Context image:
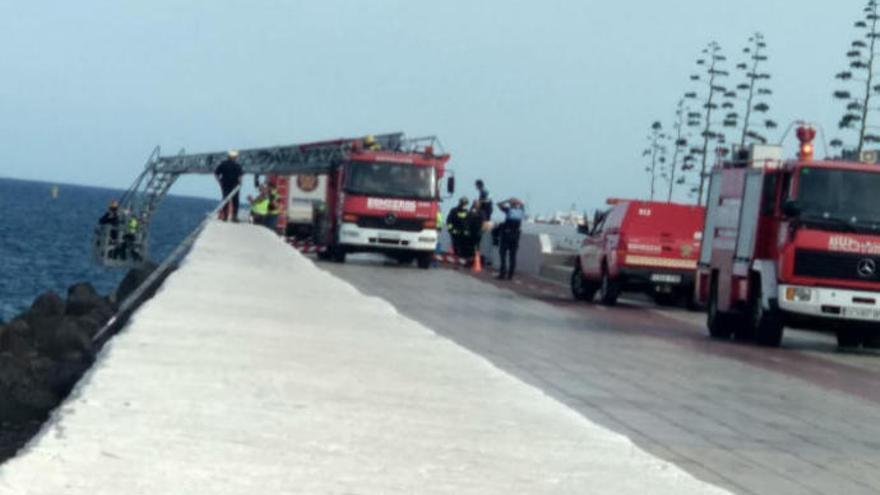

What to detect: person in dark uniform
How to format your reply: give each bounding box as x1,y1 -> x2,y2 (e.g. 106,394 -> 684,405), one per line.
497,198 -> 525,280
446,197 -> 471,258
98,200 -> 121,258
467,199 -> 484,259
214,150 -> 244,221
475,179 -> 493,222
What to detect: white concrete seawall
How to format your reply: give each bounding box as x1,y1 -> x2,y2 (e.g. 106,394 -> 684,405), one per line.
0,221 -> 728,494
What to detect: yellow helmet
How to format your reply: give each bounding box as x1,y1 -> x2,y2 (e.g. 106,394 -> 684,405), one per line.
364,135 -> 376,145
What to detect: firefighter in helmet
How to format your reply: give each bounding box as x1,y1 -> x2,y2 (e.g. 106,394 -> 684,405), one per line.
446,196 -> 472,259
363,135 -> 381,151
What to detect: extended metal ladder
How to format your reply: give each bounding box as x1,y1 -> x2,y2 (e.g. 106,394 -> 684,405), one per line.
93,133 -> 405,267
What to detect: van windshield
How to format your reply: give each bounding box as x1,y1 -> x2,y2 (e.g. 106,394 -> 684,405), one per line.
344,161 -> 436,200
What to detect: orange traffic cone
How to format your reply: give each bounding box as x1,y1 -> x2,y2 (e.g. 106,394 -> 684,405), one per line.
472,250 -> 483,273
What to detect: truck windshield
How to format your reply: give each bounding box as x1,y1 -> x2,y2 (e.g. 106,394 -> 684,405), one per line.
344,161 -> 436,200
795,167 -> 880,228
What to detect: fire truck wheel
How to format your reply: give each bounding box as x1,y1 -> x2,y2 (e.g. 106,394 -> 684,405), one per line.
836,329 -> 863,349
396,254 -> 416,265
331,247 -> 347,263
707,278 -> 735,339
750,281 -> 784,347
598,268 -> 620,306
417,254 -> 432,269
570,265 -> 597,301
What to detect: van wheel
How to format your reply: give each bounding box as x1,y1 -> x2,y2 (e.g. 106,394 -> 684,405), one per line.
653,292 -> 676,306
598,267 -> 620,306
707,277 -> 736,339
570,265 -> 597,301
837,328 -> 863,348
749,279 -> 784,347
417,253 -> 433,269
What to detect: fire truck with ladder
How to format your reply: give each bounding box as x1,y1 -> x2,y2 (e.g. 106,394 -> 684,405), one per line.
93,132 -> 452,270
270,136 -> 452,268
696,124 -> 880,348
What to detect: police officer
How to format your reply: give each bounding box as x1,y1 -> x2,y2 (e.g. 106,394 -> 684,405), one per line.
497,198 -> 525,280
446,197 -> 471,258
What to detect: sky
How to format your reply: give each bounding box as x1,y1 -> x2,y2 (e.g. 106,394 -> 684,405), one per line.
0,1 -> 864,214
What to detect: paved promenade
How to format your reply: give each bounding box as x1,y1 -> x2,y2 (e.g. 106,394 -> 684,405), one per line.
327,260 -> 880,495
0,222 -> 727,494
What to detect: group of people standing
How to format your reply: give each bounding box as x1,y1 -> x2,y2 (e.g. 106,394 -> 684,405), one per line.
213,149 -> 281,231
446,179 -> 524,280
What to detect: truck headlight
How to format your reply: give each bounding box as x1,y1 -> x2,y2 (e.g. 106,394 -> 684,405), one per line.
785,287 -> 812,302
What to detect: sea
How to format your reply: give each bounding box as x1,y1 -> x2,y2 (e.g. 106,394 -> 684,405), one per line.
0,178 -> 215,322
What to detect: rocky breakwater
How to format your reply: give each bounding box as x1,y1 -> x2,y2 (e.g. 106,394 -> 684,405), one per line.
0,263 -> 157,462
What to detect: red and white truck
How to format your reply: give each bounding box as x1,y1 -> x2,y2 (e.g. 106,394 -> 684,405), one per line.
571,199 -> 705,306
696,125 -> 880,347
273,136 -> 452,268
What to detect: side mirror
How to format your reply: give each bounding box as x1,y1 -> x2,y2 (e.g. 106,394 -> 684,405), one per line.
782,200 -> 800,217
577,223 -> 590,235
447,176 -> 455,194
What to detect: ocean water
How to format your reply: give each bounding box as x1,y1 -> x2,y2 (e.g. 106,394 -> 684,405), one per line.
0,178 -> 215,322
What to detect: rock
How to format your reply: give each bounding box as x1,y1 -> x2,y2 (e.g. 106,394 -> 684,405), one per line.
0,354 -> 58,424
23,313 -> 63,355
115,262 -> 159,304
29,292 -> 65,317
46,354 -> 93,397
48,318 -> 93,360
66,283 -> 107,317
0,319 -> 37,358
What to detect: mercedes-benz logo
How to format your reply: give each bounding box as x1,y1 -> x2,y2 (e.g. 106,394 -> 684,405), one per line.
384,213 -> 397,226
857,258 -> 877,278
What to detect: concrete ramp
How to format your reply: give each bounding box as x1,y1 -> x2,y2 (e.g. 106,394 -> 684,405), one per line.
0,222 -> 729,494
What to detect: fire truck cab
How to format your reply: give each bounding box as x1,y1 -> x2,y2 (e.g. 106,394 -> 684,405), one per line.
697,125 -> 880,347
274,137 -> 451,268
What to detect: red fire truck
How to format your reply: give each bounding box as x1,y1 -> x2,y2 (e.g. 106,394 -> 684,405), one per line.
697,124 -> 880,347
273,136 -> 452,268
571,199 -> 704,306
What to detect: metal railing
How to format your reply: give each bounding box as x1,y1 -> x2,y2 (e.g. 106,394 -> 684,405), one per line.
91,185 -> 241,344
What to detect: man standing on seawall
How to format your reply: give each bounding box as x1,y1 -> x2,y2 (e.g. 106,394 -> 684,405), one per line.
215,150 -> 244,222
497,198 -> 524,280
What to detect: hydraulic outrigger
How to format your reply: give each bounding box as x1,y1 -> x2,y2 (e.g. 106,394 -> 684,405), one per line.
93,133 -> 405,267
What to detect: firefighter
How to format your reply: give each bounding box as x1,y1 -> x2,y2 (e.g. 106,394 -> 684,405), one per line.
468,199 -> 484,259
214,150 -> 243,221
248,184 -> 270,225
446,197 -> 471,258
98,200 -> 121,259
120,213 -> 142,262
475,179 -> 493,223
364,135 -> 381,151
264,179 -> 281,233
496,198 -> 524,280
